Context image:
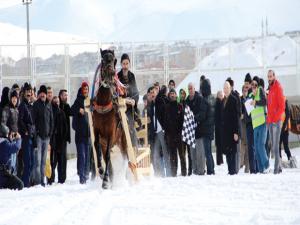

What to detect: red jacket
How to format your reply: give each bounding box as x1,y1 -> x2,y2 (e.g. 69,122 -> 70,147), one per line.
267,80 -> 285,124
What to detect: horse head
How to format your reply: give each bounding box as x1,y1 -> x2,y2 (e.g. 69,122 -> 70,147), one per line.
100,49 -> 117,85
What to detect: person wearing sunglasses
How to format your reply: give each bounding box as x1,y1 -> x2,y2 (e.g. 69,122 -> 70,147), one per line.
249,76 -> 270,173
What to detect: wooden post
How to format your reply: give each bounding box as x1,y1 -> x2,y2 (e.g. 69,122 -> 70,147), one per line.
84,98 -> 99,177
118,97 -> 138,181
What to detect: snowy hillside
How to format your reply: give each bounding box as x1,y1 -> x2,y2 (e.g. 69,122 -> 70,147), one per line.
0,22 -> 94,60
177,36 -> 299,95
0,148 -> 300,225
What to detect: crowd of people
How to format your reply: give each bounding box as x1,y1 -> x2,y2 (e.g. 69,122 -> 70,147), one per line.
0,52 -> 295,191
144,70 -> 293,177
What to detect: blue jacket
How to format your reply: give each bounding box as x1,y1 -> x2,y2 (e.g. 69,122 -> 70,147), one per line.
0,137 -> 22,170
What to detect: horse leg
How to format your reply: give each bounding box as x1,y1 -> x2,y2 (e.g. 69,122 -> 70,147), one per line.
102,138 -> 111,189
91,130 -> 103,180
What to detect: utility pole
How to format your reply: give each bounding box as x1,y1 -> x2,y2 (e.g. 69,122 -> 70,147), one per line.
23,0 -> 32,80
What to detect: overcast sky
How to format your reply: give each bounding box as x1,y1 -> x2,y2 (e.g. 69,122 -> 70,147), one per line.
0,0 -> 299,42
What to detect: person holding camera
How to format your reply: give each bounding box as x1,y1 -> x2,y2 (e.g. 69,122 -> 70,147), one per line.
0,125 -> 23,190
1,89 -> 19,176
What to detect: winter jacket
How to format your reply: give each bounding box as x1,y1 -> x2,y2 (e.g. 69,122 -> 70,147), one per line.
18,98 -> 35,137
50,104 -> 68,152
164,100 -> 184,148
186,91 -> 208,139
281,100 -> 290,133
71,88 -> 90,143
232,90 -> 242,118
267,79 -> 285,124
1,103 -> 19,133
0,137 -> 21,172
32,99 -> 54,139
201,79 -> 216,140
0,87 -> 10,120
215,98 -> 223,148
221,93 -> 240,154
117,70 -> 139,111
59,102 -> 72,143
154,93 -> 168,130
147,101 -> 156,144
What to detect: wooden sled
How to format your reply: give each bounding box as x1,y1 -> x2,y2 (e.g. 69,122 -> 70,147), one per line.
135,110 -> 151,177
84,97 -> 99,177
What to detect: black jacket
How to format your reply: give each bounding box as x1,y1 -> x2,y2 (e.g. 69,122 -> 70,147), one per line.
1,103 -> 19,133
221,94 -> 240,154
32,99 -> 54,139
18,98 -> 35,137
186,92 -> 208,139
71,88 -> 90,143
232,90 -> 242,117
51,104 -> 68,152
201,79 -> 216,140
154,93 -> 168,130
215,98 -> 223,148
164,100 -> 184,147
59,102 -> 72,143
117,70 -> 139,112
147,101 -> 155,144
282,100 -> 290,133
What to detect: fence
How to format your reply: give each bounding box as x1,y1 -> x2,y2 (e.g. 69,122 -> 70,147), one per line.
1,34 -> 300,104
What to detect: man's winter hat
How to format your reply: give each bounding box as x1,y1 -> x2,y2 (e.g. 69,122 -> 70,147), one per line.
169,88 -> 176,94
226,77 -> 234,87
121,53 -> 130,63
23,82 -> 32,91
12,83 -> 19,90
252,76 -> 260,85
0,124 -> 9,137
39,85 -> 47,95
81,81 -> 89,89
10,90 -> 18,99
244,73 -> 252,83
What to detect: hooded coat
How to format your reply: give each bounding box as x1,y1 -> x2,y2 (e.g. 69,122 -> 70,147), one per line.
200,79 -> 216,140
71,88 -> 90,143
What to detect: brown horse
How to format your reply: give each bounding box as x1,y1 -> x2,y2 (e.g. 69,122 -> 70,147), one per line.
92,49 -> 128,189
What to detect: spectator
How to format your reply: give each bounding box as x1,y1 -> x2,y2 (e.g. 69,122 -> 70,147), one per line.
226,77 -> 242,173
243,73 -> 257,174
164,88 -> 184,176
240,85 -> 250,173
215,90 -> 224,165
1,89 -> 19,175
32,85 -> 54,186
168,80 -> 175,90
0,87 -> 10,120
221,81 -> 240,175
200,79 -> 216,175
71,82 -> 90,184
179,88 -> 192,175
18,82 -> 35,187
186,83 -> 207,175
250,76 -> 269,173
279,99 -> 292,161
0,124 -> 23,190
46,86 -> 53,102
267,70 -> 285,174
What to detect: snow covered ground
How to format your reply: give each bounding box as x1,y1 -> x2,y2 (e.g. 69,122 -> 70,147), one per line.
1,148 -> 300,225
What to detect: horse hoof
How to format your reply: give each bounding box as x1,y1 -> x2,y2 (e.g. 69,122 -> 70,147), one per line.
102,181 -> 110,189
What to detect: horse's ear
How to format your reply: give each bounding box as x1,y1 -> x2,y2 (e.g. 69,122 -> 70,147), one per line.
100,48 -> 103,57
114,58 -> 117,67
